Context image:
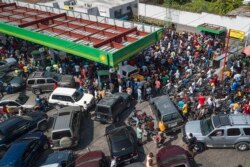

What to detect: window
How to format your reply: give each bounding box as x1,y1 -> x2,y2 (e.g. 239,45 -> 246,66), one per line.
52,130 -> 72,140
210,129 -> 224,137
47,78 -> 56,83
227,128 -> 241,136
162,113 -> 179,122
62,96 -> 74,103
37,79 -> 45,84
7,101 -> 19,106
52,95 -> 61,100
243,128 -> 250,135
27,79 -> 35,85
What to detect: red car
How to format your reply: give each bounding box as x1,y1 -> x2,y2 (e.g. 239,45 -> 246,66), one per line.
75,151 -> 109,167
157,145 -> 194,167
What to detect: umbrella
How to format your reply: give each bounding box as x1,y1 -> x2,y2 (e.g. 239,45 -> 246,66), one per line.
243,45 -> 250,56
31,50 -> 40,55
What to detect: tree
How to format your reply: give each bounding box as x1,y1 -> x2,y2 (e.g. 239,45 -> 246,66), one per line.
212,0 -> 242,15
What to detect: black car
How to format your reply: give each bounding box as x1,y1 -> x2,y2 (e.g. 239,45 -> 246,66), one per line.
0,111 -> 48,151
95,93 -> 131,123
0,72 -> 25,93
40,150 -> 75,167
105,122 -> 138,165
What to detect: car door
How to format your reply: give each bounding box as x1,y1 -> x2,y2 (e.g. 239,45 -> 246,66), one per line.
11,121 -> 30,140
46,78 -> 56,91
205,129 -> 226,147
23,140 -> 40,166
61,96 -> 75,106
225,128 -> 242,147
73,111 -> 81,143
36,79 -> 46,91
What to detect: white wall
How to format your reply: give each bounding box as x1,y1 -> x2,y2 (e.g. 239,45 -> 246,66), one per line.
139,3 -> 250,36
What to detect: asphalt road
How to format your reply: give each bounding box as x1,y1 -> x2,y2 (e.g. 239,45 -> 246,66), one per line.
2,91 -> 250,167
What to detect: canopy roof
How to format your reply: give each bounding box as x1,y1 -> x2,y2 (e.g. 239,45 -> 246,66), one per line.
0,2 -> 163,66
197,23 -> 227,35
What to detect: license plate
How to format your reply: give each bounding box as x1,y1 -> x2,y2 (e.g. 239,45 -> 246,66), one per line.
169,122 -> 177,127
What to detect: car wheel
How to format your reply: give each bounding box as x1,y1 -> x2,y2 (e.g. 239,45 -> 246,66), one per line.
38,121 -> 48,131
236,142 -> 249,151
193,142 -> 205,153
33,89 -> 41,95
60,137 -> 72,148
43,142 -> 49,150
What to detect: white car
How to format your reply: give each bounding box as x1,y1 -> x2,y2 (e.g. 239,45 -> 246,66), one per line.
0,94 -> 34,114
48,87 -> 95,109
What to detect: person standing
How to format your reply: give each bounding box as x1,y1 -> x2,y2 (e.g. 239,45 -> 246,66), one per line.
136,124 -> 143,145
146,152 -> 154,167
137,87 -> 142,103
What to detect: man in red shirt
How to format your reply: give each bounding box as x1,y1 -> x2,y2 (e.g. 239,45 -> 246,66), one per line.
242,102 -> 250,115
197,94 -> 206,109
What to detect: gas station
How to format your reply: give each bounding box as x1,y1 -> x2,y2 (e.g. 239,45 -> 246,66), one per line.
0,2 -> 164,67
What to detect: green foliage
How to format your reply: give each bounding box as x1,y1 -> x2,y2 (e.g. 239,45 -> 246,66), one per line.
164,0 -> 243,15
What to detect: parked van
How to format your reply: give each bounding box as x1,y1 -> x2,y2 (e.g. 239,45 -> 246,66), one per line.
95,93 -> 130,123
150,95 -> 184,132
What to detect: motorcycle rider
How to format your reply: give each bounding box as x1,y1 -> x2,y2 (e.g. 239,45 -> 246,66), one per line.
187,133 -> 197,156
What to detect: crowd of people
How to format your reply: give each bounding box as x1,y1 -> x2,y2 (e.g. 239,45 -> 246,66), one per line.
0,27 -> 250,166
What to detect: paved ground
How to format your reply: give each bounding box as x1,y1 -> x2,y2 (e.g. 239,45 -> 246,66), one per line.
2,92 -> 250,167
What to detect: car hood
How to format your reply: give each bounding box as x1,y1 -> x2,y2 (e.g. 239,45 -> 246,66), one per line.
60,75 -> 73,83
185,120 -> 203,137
10,76 -> 24,86
77,93 -> 93,104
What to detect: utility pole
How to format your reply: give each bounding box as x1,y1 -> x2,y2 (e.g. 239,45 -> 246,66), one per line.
166,0 -> 172,28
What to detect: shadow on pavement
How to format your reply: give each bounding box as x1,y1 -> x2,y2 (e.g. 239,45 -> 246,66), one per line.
74,113 -> 94,151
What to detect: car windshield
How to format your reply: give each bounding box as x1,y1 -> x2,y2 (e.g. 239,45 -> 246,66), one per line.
15,94 -> 29,105
162,113 -> 179,122
201,118 -> 215,136
96,106 -> 110,114
72,90 -> 83,102
161,154 -> 187,165
53,74 -> 62,82
112,139 -> 132,154
52,130 -> 72,140
0,60 -> 7,66
0,75 -> 13,83
128,69 -> 138,77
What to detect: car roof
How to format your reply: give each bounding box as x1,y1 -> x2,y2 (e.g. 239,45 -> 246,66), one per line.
52,87 -> 76,96
0,117 -> 23,134
213,114 -> 250,128
52,107 -> 79,131
75,151 -> 104,167
0,142 -> 29,165
43,150 -> 73,165
97,95 -> 120,107
157,145 -> 188,164
151,95 -> 179,115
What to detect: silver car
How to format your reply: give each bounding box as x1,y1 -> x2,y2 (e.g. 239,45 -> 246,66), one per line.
0,58 -> 17,72
183,114 -> 250,152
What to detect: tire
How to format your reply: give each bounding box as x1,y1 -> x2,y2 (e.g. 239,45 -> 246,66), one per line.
38,121 -> 48,131
60,137 -> 72,148
33,89 -> 41,95
236,142 -> 249,151
193,142 -> 205,153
